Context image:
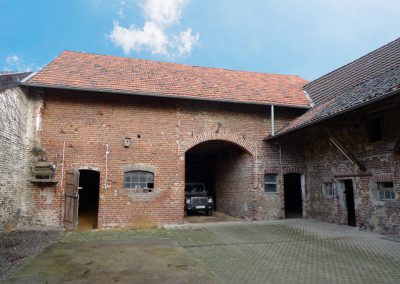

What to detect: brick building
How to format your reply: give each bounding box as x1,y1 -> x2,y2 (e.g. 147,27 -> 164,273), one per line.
0,38 -> 399,236
14,51 -> 309,230
268,38 -> 400,236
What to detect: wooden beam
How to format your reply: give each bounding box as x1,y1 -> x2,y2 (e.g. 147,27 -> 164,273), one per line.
322,127 -> 366,172
333,173 -> 372,178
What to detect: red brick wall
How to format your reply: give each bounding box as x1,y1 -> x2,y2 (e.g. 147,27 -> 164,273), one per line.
32,88 -> 304,227
215,152 -> 253,219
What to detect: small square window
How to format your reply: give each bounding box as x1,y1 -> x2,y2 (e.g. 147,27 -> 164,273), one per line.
322,182 -> 334,198
366,117 -> 383,142
376,182 -> 395,200
264,174 -> 277,192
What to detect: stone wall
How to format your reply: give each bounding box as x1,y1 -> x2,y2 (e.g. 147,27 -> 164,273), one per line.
302,98 -> 400,236
0,79 -> 40,230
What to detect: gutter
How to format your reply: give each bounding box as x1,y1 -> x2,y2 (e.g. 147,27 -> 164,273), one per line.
19,82 -> 311,109
265,88 -> 400,141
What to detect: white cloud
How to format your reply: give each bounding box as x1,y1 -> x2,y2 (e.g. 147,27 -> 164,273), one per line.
108,0 -> 199,58
118,0 -> 125,18
175,28 -> 199,57
4,55 -> 40,72
110,21 -> 168,55
142,0 -> 186,27
6,55 -> 21,66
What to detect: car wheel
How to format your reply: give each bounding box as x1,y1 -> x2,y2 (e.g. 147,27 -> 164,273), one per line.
207,210 -> 213,216
184,210 -> 187,217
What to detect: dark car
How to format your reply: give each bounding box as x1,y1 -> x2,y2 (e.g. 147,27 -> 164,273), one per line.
185,183 -> 214,216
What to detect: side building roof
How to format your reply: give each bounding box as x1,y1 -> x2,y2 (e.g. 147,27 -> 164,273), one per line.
268,37 -> 400,139
21,51 -> 310,108
0,72 -> 33,91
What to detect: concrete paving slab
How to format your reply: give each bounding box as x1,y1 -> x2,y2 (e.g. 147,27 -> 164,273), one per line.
4,219 -> 400,283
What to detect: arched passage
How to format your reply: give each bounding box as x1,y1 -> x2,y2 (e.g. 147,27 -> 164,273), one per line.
185,139 -> 253,218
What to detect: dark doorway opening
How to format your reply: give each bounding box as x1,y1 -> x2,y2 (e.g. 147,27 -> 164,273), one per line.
344,179 -> 356,227
78,170 -> 100,230
284,173 -> 303,218
185,140 -> 251,218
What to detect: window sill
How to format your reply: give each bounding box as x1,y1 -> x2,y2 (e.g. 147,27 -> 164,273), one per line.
123,187 -> 154,193
29,179 -> 58,186
122,188 -> 160,200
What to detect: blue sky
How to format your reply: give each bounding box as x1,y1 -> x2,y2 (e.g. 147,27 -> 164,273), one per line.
1,0 -> 399,80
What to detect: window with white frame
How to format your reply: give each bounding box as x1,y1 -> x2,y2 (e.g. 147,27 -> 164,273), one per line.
124,171 -> 154,190
264,174 -> 277,192
322,182 -> 334,198
376,182 -> 395,200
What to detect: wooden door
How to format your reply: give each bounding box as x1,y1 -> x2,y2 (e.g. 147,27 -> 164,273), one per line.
64,169 -> 80,230
336,181 -> 347,225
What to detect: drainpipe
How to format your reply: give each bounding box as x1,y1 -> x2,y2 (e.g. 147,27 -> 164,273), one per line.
60,140 -> 66,189
271,105 -> 275,136
105,144 -> 109,190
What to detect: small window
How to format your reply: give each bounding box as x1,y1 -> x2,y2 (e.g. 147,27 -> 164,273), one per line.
366,117 -> 383,142
322,182 -> 334,198
124,171 -> 154,189
376,182 -> 395,200
264,174 -> 277,192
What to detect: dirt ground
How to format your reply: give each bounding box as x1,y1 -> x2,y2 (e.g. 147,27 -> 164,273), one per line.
3,229 -> 214,284
0,228 -> 63,280
184,211 -> 242,223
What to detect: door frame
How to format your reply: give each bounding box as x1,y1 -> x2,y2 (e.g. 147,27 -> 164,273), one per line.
335,179 -> 356,226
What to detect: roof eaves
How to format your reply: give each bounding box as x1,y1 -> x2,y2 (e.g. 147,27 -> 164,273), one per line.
264,88 -> 400,141
20,82 -> 311,109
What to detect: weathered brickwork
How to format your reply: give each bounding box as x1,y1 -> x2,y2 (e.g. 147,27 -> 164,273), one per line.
301,98 -> 400,236
215,152 -> 253,219
29,88 -> 303,228
0,84 -> 40,230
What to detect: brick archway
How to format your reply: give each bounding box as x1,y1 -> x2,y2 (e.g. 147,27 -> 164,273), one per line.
180,131 -> 257,157
180,131 -> 258,189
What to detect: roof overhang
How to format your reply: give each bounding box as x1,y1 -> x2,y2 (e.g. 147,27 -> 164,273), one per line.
265,88 -> 400,141
20,82 -> 311,109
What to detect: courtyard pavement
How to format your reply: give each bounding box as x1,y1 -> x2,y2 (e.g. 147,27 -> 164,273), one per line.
3,219 -> 400,283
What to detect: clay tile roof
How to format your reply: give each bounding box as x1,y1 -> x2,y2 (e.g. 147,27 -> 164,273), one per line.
22,51 -> 310,107
269,37 -> 400,139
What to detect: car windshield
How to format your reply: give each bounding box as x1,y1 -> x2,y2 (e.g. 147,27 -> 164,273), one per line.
185,184 -> 207,196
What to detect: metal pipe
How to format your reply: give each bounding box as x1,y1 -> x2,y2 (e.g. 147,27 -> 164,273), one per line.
60,140 -> 66,189
271,105 -> 275,136
105,144 -> 109,190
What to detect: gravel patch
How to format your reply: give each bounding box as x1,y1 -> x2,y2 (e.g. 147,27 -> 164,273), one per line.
0,228 -> 64,280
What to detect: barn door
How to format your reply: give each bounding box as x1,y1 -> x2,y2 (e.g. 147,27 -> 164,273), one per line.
64,169 -> 80,230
